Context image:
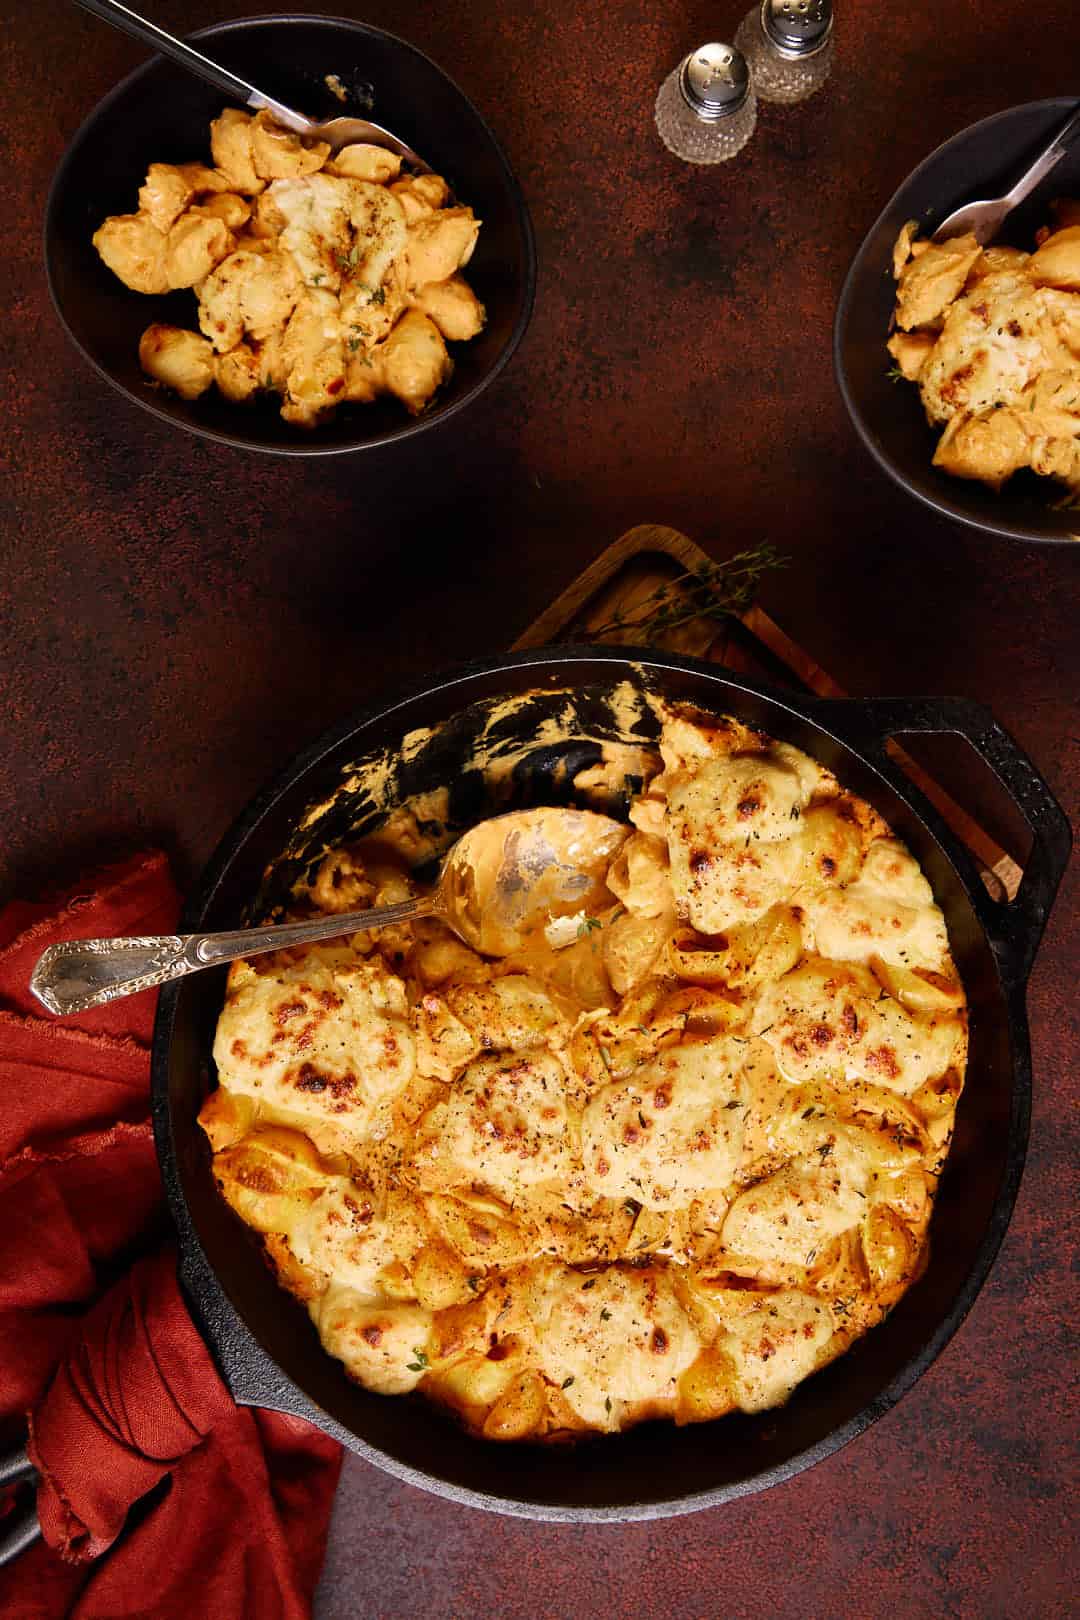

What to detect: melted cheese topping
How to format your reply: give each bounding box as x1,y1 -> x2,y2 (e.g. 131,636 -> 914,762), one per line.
202,702 -> 968,1441
751,956 -> 961,1096
717,1289 -> 835,1412
527,1264 -> 700,1430
581,1039 -> 748,1210
418,1051 -> 574,1198
212,946 -> 415,1153
804,838 -> 947,968
723,1161 -> 869,1265
666,748 -> 821,932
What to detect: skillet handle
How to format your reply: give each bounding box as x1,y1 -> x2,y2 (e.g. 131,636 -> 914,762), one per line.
819,697 -> 1071,988
0,1446 -> 42,1567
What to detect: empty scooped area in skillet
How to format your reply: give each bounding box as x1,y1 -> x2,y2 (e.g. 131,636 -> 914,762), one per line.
153,652 -> 1021,1518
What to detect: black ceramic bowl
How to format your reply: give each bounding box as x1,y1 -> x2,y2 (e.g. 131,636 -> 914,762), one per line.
152,648 -> 1069,1521
45,14 -> 536,456
835,99 -> 1080,544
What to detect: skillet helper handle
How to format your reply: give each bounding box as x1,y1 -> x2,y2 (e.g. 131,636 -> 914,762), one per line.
0,1446 -> 41,1566
823,697 -> 1071,988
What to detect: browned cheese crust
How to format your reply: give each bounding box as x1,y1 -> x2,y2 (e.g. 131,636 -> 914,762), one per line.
200,704 -> 968,1441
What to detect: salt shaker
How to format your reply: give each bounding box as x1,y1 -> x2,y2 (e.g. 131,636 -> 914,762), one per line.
734,0 -> 834,105
654,43 -> 757,165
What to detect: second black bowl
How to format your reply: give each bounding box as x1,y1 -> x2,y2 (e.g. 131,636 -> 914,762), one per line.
45,13 -> 536,456
834,99 -> 1080,544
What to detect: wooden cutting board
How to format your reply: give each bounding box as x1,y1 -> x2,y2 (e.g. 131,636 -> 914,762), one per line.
513,523 -> 1022,900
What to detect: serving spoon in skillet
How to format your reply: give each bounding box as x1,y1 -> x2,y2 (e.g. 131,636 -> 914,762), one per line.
30,808 -> 628,1017
71,0 -> 435,172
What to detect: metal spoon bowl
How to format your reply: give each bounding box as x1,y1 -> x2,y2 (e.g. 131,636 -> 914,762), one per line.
30,808 -> 628,1017
73,0 -> 434,172
933,99 -> 1080,243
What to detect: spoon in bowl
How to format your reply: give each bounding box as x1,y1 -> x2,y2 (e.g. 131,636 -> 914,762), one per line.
71,0 -> 435,172
933,101 -> 1080,244
29,808 -> 629,1017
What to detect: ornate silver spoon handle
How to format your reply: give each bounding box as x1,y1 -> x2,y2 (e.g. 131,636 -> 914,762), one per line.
29,898 -> 434,1018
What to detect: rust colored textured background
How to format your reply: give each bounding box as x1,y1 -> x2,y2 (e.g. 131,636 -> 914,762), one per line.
2,1 -> 1078,1616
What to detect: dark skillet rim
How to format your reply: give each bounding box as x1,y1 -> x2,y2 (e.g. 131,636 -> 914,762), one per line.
43,12 -> 537,459
833,97 -> 1080,547
152,646 -> 1033,1520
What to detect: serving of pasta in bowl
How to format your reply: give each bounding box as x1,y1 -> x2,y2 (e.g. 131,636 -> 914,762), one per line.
151,648 -> 1068,1519
835,99 -> 1080,542
45,16 -> 535,454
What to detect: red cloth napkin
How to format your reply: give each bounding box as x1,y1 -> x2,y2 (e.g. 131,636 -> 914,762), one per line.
0,852 -> 342,1619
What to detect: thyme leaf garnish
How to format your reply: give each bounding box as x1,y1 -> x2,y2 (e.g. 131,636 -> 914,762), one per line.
586,545 -> 787,648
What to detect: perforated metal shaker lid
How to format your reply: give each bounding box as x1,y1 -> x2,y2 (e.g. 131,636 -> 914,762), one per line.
760,0 -> 833,58
679,44 -> 751,121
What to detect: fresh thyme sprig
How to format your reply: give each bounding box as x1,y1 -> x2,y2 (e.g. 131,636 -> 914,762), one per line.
586,543 -> 787,647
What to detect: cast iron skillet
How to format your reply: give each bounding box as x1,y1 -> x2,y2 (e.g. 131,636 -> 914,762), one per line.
44,14 -> 536,457
142,648 -> 1069,1522
835,99 -> 1080,544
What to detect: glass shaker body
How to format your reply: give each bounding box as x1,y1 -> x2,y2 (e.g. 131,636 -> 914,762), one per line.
654,44 -> 757,165
734,2 -> 833,104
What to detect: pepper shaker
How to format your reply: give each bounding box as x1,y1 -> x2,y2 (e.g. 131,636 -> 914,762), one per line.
734,0 -> 834,105
654,43 -> 757,165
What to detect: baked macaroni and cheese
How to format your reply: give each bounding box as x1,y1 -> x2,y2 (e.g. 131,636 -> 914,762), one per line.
889,200 -> 1080,499
92,108 -> 483,425
200,702 -> 967,1442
